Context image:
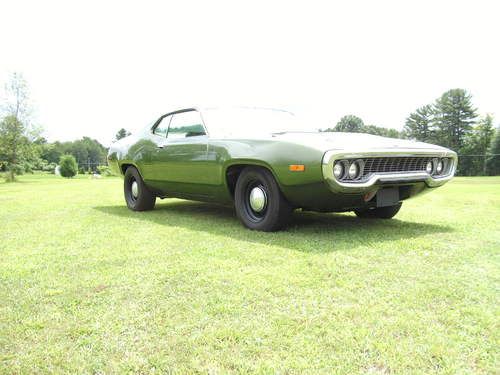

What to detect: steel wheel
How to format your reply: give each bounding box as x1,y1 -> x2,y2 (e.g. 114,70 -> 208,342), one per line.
124,166 -> 156,211
234,167 -> 292,231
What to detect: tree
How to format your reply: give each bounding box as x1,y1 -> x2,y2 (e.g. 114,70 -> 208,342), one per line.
59,154 -> 78,177
362,124 -> 402,138
474,114 -> 495,155
81,137 -> 106,167
38,142 -> 63,165
68,140 -> 88,167
69,137 -> 106,171
0,116 -> 30,181
2,72 -> 31,121
115,128 -> 131,140
433,89 -> 477,151
457,114 -> 495,175
323,115 -> 401,138
1,72 -> 42,140
0,73 -> 42,180
485,128 -> 500,175
334,115 -> 364,132
404,104 -> 434,142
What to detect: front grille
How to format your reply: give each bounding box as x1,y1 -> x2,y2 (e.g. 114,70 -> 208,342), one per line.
361,156 -> 431,178
334,156 -> 452,182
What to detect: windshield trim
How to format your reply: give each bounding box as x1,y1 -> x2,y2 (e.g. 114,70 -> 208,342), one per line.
200,107 -> 306,138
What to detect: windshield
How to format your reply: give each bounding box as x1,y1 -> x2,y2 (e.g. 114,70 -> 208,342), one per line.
202,107 -> 311,137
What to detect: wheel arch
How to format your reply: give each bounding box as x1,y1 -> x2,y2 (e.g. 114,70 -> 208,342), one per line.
120,162 -> 144,179
224,161 -> 282,197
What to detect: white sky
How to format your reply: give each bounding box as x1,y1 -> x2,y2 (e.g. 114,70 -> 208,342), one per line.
0,0 -> 498,146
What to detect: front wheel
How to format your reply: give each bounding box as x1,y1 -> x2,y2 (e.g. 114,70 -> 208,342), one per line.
234,167 -> 292,231
354,203 -> 402,219
124,166 -> 156,211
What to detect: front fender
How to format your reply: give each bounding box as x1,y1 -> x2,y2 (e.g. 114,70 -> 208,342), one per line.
210,139 -> 325,187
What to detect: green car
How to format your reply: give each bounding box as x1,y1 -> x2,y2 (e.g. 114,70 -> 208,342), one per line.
107,107 -> 457,231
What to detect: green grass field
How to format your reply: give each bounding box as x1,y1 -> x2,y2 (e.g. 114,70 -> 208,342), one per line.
0,174 -> 499,374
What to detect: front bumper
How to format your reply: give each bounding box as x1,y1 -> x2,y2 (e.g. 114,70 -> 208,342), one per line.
322,148 -> 458,193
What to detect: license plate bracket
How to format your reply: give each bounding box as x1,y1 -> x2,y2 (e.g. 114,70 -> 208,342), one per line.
376,188 -> 400,207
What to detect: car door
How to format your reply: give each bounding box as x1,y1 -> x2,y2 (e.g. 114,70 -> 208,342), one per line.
140,113 -> 173,186
153,109 -> 211,197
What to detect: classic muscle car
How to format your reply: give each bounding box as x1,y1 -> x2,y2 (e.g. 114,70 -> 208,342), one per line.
107,107 -> 457,231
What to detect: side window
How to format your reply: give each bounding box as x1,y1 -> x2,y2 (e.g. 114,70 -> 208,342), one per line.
168,111 -> 206,139
153,115 -> 172,137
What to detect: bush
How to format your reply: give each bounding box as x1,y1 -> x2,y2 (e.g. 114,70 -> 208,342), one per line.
32,159 -> 56,173
59,154 -> 78,178
24,162 -> 34,174
43,162 -> 57,173
97,165 -> 114,177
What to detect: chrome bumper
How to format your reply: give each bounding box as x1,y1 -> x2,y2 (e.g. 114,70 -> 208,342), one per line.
322,148 -> 458,193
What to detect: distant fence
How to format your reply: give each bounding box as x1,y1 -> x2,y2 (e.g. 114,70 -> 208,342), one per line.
77,162 -> 104,173
456,154 -> 499,176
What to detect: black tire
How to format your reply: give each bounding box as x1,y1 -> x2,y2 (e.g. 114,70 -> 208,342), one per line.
354,203 -> 402,219
124,166 -> 156,211
234,167 -> 292,231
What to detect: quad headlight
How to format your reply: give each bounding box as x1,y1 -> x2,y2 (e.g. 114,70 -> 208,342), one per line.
333,162 -> 344,179
426,161 -> 433,174
348,162 -> 359,179
333,160 -> 363,180
436,159 -> 444,174
426,158 -> 448,176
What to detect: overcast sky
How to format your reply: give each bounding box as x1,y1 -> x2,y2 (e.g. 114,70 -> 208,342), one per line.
0,0 -> 498,145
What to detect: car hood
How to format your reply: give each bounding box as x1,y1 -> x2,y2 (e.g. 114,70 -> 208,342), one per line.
272,132 -> 450,153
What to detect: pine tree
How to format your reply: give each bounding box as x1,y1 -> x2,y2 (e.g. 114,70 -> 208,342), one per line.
433,89 -> 477,151
474,114 -> 495,154
485,128 -> 500,175
404,104 -> 434,142
115,128 -> 131,141
459,114 -> 496,175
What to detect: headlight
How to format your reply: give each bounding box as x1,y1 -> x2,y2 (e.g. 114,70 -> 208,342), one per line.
426,161 -> 433,174
333,162 -> 344,179
436,159 -> 444,174
348,162 -> 359,179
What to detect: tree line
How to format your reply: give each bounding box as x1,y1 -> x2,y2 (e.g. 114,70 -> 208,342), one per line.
323,88 -> 499,176
33,137 -> 108,173
0,73 -> 130,180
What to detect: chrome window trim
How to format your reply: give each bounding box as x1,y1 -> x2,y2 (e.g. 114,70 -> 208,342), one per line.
151,107 -> 210,138
152,114 -> 173,137
167,110 -> 208,139
322,148 -> 458,193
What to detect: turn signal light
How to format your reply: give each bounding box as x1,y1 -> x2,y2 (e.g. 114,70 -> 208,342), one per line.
363,191 -> 377,202
289,164 -> 305,172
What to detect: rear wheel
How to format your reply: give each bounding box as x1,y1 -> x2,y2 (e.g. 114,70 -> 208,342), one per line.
124,166 -> 156,211
234,167 -> 292,231
354,203 -> 402,219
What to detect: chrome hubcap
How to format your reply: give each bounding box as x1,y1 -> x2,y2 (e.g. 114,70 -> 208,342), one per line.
131,180 -> 139,198
249,186 -> 267,212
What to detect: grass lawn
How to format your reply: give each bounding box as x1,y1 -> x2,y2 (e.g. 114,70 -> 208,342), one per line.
0,173 -> 499,374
